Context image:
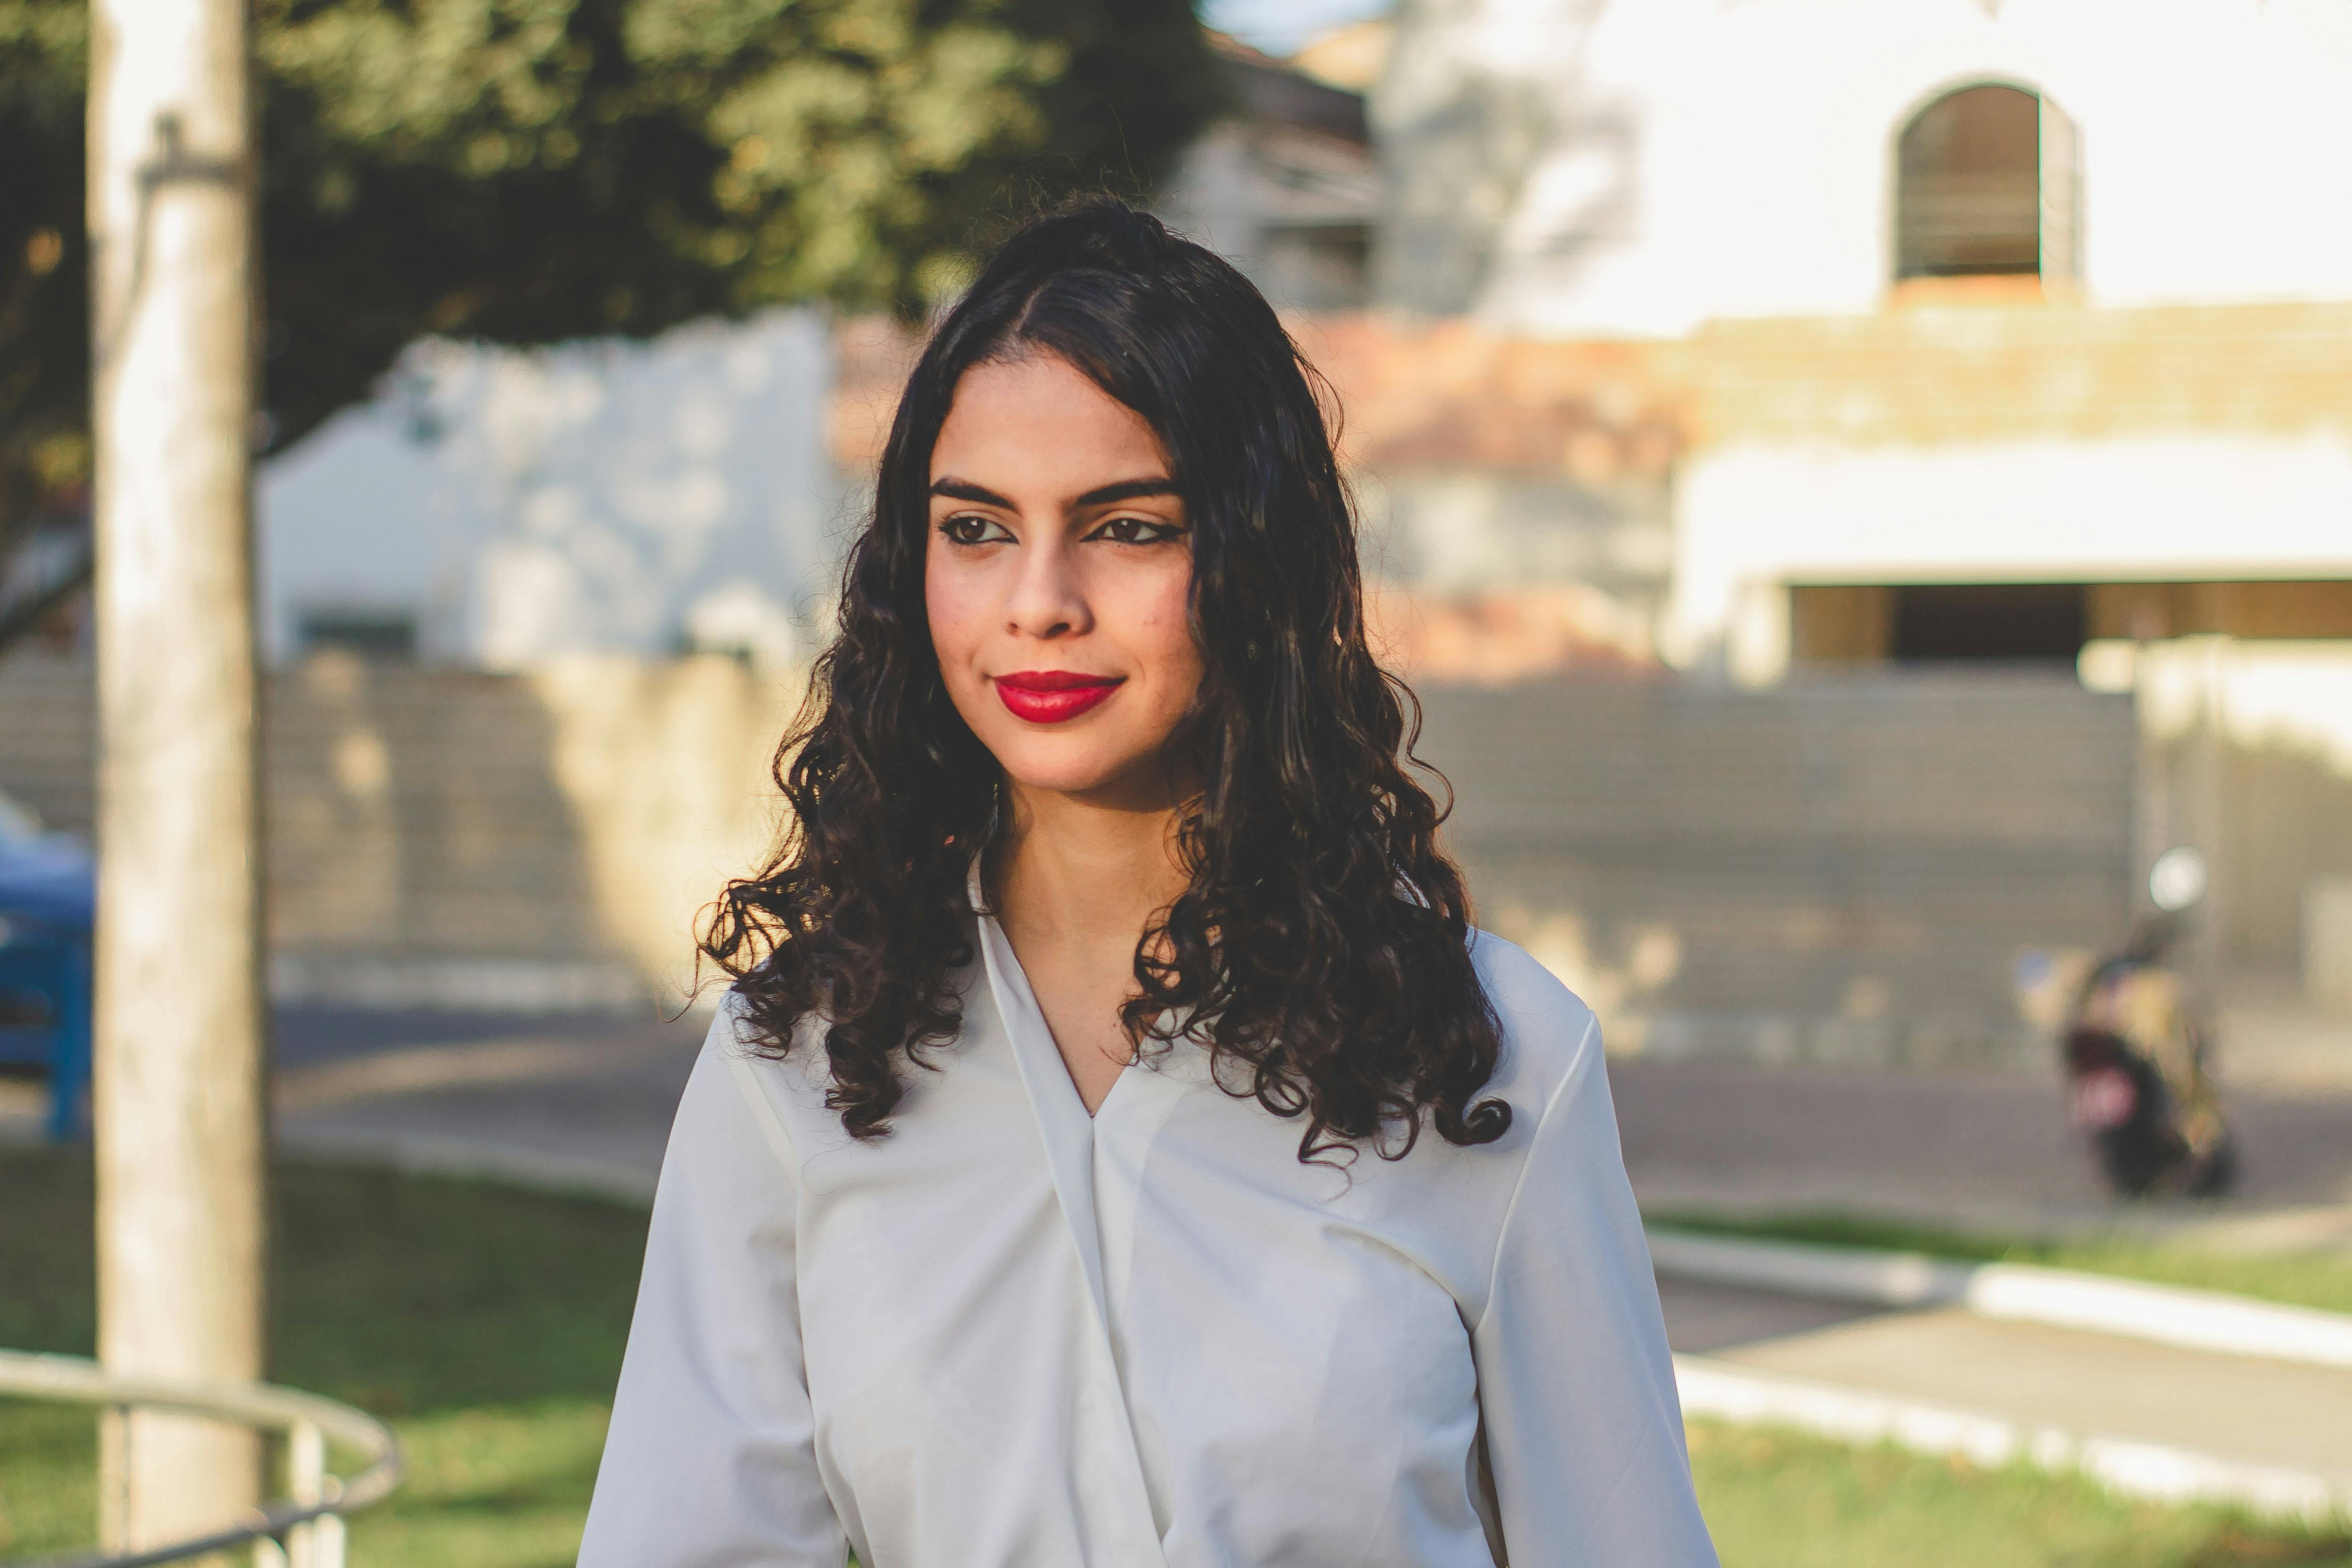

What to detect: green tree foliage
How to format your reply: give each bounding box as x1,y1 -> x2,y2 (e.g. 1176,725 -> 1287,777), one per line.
0,0 -> 91,617
0,0 -> 1221,642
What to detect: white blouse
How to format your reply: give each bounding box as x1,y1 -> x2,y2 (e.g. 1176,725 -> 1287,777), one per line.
579,908 -> 1717,1568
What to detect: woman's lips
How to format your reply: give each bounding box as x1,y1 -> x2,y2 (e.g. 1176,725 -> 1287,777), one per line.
993,670 -> 1124,723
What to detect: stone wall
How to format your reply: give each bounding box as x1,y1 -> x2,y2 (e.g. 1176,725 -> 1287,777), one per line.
2,652 -> 2140,1062
1689,300 -> 2352,449
1413,667 -> 2138,1068
0,650 -> 798,1010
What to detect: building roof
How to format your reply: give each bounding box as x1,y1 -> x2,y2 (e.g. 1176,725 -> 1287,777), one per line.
1205,30 -> 1367,146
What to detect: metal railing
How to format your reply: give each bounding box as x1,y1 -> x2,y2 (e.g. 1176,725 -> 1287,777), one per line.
0,1350 -> 401,1568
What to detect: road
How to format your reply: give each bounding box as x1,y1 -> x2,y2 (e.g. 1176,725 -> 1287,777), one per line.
248,1003 -> 2352,1346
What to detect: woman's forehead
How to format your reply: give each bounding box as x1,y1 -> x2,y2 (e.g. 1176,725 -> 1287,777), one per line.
931,355 -> 1174,501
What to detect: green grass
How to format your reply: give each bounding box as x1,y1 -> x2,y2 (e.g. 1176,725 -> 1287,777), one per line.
1646,1209 -> 2352,1317
3,1142 -> 2348,1565
0,1145 -> 642,1566
1690,1420 -> 2352,1568
0,1398 -> 94,1558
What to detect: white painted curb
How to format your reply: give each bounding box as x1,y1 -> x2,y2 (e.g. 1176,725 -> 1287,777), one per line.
1649,1229 -> 2352,1370
1674,1354 -> 2352,1524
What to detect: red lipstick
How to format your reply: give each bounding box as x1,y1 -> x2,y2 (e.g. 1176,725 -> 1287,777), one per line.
994,669 -> 1124,723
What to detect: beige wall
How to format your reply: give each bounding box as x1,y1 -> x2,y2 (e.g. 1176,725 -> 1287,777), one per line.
4,650 -> 2236,1060
0,650 -> 800,1009
1714,630 -> 2352,1000
1412,668 -> 2137,1067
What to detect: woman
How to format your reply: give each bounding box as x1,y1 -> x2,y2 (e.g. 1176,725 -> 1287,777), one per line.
580,199 -> 1716,1568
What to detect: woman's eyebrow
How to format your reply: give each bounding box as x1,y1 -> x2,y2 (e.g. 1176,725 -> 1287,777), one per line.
1072,477 -> 1179,507
929,475 -> 1178,508
930,476 -> 1016,507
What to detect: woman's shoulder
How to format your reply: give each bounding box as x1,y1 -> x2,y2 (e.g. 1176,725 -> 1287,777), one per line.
1466,928 -> 1603,1112
701,958 -> 990,1153
693,988 -> 840,1140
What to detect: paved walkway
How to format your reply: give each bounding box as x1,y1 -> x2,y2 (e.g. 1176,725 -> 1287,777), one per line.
8,1006 -> 2351,1511
1713,1306 -> 2352,1488
268,1007 -> 699,1203
1613,1055 -> 2352,1253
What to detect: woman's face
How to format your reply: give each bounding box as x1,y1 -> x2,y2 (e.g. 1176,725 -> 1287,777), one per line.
926,352 -> 1201,808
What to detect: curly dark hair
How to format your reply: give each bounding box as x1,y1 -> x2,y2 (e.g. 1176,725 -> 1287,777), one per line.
699,197 -> 1510,1163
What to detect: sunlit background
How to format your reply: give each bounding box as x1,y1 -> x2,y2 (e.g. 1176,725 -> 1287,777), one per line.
3,2 -> 2351,1564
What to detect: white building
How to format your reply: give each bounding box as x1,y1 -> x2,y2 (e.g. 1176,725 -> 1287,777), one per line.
259,310 -> 836,671
1372,0 -> 2352,1007
1382,0 -> 2352,333
1372,0 -> 2352,664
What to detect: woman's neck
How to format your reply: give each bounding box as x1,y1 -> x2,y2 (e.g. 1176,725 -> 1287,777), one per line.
988,780 -> 1188,949
986,778 -> 1192,1108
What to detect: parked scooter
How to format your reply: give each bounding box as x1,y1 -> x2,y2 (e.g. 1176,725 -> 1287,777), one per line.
2060,846 -> 2238,1199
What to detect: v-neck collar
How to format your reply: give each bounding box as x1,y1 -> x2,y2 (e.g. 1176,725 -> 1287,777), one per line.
975,899 -> 1116,1320
971,873 -> 1176,1562
966,854 -> 1138,1112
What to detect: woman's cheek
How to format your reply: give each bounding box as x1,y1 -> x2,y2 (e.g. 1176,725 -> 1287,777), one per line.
1142,573 -> 1204,714
924,551 -> 985,686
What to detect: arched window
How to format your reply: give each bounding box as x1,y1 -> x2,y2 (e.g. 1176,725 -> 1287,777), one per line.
1895,83 -> 2078,282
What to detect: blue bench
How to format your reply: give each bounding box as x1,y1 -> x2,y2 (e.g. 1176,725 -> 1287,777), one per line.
0,833 -> 97,1140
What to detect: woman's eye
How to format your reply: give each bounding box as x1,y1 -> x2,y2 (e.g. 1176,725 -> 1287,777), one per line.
1092,516 -> 1182,545
939,514 -> 1010,546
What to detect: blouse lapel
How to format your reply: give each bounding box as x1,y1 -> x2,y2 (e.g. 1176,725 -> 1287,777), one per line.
975,905 -> 1116,1326
971,872 -> 1174,1564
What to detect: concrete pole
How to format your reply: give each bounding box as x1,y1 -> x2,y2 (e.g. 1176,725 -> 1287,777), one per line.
87,0 -> 268,1550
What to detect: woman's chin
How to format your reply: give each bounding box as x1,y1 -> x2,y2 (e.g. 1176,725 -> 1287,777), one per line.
994,744 -> 1185,810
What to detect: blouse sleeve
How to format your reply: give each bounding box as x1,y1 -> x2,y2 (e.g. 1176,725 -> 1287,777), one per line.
1473,1013 -> 1720,1567
578,1008 -> 848,1568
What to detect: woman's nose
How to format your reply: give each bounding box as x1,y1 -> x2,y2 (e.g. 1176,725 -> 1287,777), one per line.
1003,537 -> 1091,640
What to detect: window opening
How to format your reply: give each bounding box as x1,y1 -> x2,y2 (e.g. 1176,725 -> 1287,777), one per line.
1896,84 -> 2078,282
